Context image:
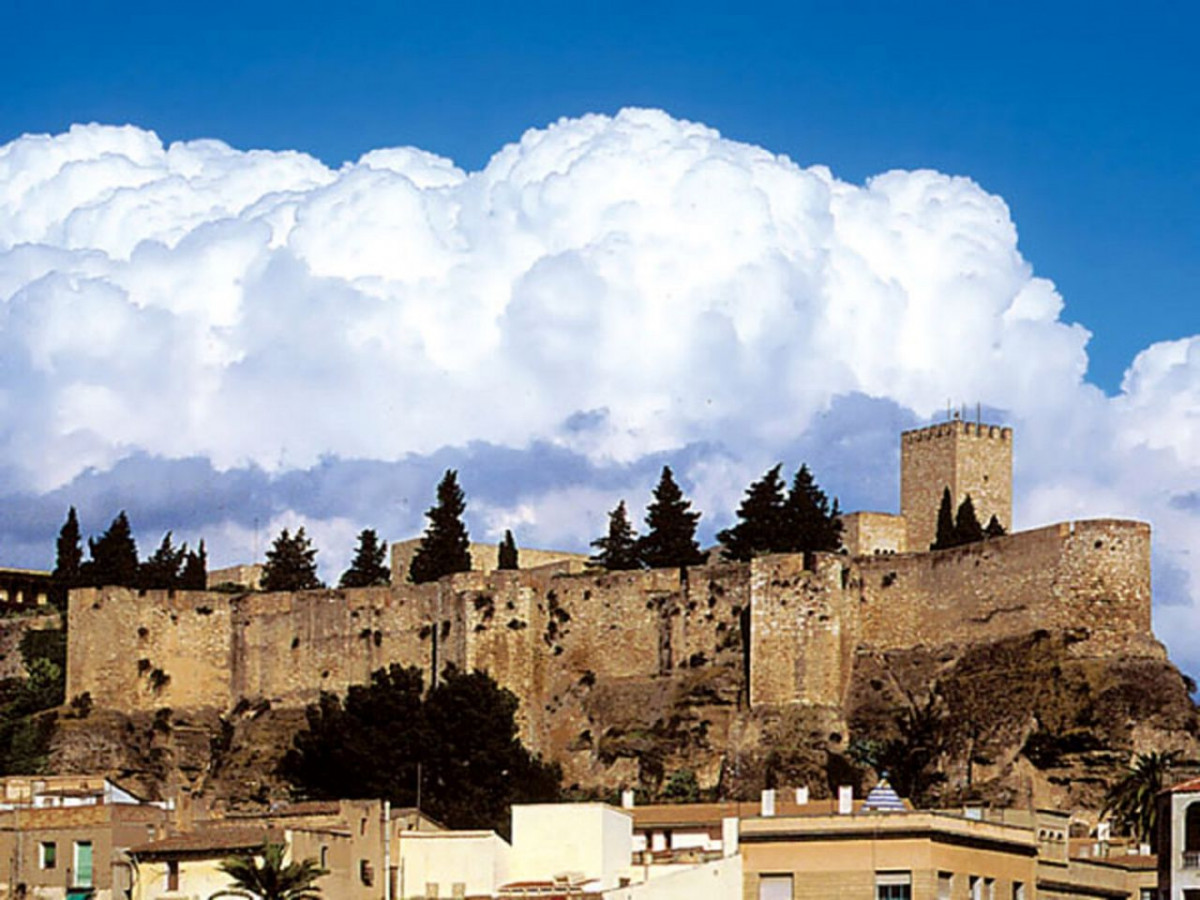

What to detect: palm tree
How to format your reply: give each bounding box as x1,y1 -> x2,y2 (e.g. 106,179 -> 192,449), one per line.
1102,750 -> 1180,846
219,842 -> 327,900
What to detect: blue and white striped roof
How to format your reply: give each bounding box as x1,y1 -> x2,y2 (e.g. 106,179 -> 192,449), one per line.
861,778 -> 907,812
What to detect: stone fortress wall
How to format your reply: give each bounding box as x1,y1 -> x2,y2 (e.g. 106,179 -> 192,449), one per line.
64,420 -> 1161,754
66,531 -> 1156,748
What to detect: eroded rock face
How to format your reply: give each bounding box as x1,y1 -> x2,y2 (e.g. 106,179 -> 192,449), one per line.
49,625 -> 1197,816
844,631 -> 1199,811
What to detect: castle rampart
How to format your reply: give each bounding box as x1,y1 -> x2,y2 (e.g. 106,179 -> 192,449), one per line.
855,518 -> 1155,657
66,516 -> 1159,759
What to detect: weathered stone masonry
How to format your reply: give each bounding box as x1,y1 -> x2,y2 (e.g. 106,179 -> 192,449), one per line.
66,517 -> 1158,757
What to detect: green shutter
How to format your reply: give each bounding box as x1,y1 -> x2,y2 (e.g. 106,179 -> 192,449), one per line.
73,841 -> 93,887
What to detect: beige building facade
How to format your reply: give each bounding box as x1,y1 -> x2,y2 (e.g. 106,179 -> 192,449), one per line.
0,776 -> 169,900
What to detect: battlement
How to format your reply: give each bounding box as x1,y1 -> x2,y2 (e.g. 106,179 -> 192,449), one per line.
902,421 -> 1013,443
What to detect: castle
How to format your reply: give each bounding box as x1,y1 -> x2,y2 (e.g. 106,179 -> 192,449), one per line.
65,420 -> 1162,766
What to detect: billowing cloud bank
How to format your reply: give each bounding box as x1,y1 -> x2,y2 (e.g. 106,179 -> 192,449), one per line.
1,110 -> 1197,668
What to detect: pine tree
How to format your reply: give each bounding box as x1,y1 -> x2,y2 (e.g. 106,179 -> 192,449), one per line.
339,529 -> 391,588
52,506 -> 83,606
954,495 -> 984,544
932,487 -> 957,550
409,470 -> 472,584
262,528 -> 322,592
497,530 -> 519,571
637,467 -> 706,569
717,464 -> 788,561
83,511 -> 140,587
589,501 -> 641,571
984,514 -> 1007,538
180,540 -> 207,589
140,532 -> 186,589
781,464 -> 843,553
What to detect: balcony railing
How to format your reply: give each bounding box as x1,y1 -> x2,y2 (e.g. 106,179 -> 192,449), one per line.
1182,850 -> 1200,868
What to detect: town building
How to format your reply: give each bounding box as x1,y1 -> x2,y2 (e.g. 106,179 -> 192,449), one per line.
0,775 -> 170,900
1156,775 -> 1200,899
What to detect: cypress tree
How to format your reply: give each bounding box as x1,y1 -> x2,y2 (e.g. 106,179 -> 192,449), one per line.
589,501 -> 641,571
932,487 -> 957,550
497,530 -> 519,571
139,532 -> 186,589
52,506 -> 83,605
409,470 -> 472,584
954,494 -> 984,545
180,540 -> 207,589
984,514 -> 1006,538
84,511 -> 140,587
262,528 -> 322,592
718,464 -> 788,561
782,464 -> 843,553
339,529 -> 391,588
637,467 -> 706,569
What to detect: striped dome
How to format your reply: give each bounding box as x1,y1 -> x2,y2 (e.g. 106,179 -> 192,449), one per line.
862,778 -> 906,812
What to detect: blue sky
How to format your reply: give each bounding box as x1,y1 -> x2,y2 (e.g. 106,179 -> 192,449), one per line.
5,1 -> 1195,392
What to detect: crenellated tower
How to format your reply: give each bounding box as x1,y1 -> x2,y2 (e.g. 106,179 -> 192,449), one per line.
900,418 -> 1013,552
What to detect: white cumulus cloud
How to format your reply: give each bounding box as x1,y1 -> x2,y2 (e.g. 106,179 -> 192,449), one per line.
1,109 -> 1198,670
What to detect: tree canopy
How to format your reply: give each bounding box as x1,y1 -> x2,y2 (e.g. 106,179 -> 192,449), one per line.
781,464 -> 843,554
931,491 -> 990,550
53,506 -> 82,585
339,529 -> 390,588
262,528 -> 322,592
954,494 -> 984,544
139,532 -> 186,590
82,511 -> 139,588
717,464 -> 788,561
283,664 -> 560,835
1103,750 -> 1179,847
180,541 -> 207,590
52,506 -> 83,606
717,463 -> 842,559
637,467 -> 706,569
589,500 -> 641,571
497,530 -> 519,571
933,487 -> 957,550
409,470 -> 472,584
219,842 -> 326,900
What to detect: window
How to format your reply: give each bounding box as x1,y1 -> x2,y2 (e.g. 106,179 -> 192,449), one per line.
360,859 -> 374,886
39,842 -> 56,870
984,877 -> 995,900
320,845 -> 328,869
73,841 -> 93,888
969,876 -> 982,900
876,871 -> 912,900
937,872 -> 953,900
167,860 -> 179,892
758,874 -> 794,900
1012,882 -> 1025,900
